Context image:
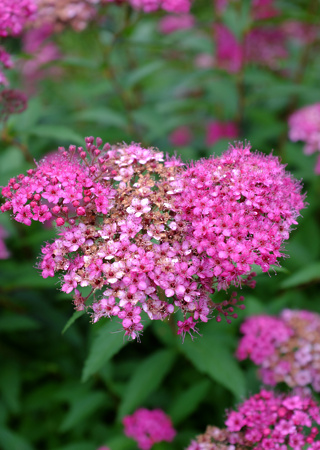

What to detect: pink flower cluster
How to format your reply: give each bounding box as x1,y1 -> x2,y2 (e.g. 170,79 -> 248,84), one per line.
288,103 -> 320,175
252,0 -> 279,20
0,89 -> 28,121
123,408 -> 176,450
32,0 -> 107,32
187,389 -> 320,449
158,13 -> 194,34
214,23 -> 243,73
169,120 -> 238,149
214,23 -> 288,73
21,24 -> 61,92
214,0 -> 278,19
0,46 -> 13,86
1,139 -> 305,340
0,225 -> 10,259
237,310 -> 320,391
0,0 -> 36,85
175,143 -> 305,290
127,0 -> 192,13
169,125 -> 193,147
206,121 -> 238,147
0,0 -> 36,37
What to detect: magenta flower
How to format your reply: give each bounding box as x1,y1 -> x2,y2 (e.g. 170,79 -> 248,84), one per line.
252,0 -> 279,20
214,0 -> 279,20
175,143 -> 305,293
214,23 -> 243,73
0,89 -> 28,121
0,0 -> 36,37
21,24 -> 61,92
237,309 -> 320,392
187,389 -> 320,449
289,103 -> 320,155
245,27 -> 288,69
122,0 -> 192,13
123,408 -> 176,450
0,47 -> 13,86
169,125 -> 193,147
158,13 -> 194,34
205,121 -> 238,147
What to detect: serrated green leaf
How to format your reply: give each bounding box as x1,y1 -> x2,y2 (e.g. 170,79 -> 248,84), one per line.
168,379 -> 210,425
0,428 -> 33,450
280,262 -> 320,289
82,320 -> 128,382
74,108 -> 128,128
60,392 -> 106,432
178,334 -> 246,399
29,125 -> 84,145
62,310 -> 85,335
117,349 -> 176,420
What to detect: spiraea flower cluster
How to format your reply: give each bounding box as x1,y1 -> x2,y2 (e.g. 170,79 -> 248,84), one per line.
215,0 -> 278,19
1,139 -> 305,340
0,89 -> 28,121
21,24 -> 61,93
123,408 -> 176,450
0,0 -> 36,37
126,0 -> 192,13
206,121 -> 238,147
0,47 -> 13,86
237,309 -> 320,391
32,0 -> 107,32
214,23 -> 288,73
0,0 -> 36,85
175,143 -> 305,291
288,103 -> 320,175
158,13 -> 194,34
187,389 -> 320,449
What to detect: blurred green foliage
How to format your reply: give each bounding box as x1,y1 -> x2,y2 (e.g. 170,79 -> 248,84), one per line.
1,0 -> 320,448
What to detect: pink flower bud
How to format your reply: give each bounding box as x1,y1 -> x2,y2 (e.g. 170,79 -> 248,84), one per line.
56,217 -> 65,226
77,207 -> 86,216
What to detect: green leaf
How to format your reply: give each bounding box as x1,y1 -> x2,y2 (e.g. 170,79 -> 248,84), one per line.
168,379 -> 210,425
53,442 -> 95,450
178,334 -> 246,399
104,435 -> 133,450
117,349 -> 176,420
0,428 -> 33,450
29,125 -> 84,145
280,262 -> 320,289
82,320 -> 128,382
0,314 -> 41,333
0,364 -> 21,414
123,61 -> 166,88
60,392 -> 106,432
74,108 -> 128,128
62,310 -> 85,335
